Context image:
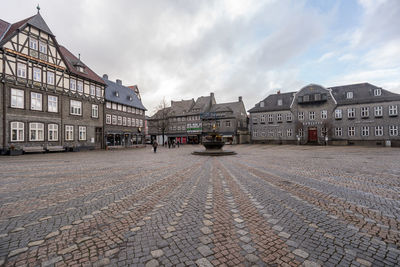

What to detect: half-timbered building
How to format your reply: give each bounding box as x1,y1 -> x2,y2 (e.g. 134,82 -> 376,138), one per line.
0,10 -> 105,154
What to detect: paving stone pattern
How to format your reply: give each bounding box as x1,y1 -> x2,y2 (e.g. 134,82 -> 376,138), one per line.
0,145 -> 399,266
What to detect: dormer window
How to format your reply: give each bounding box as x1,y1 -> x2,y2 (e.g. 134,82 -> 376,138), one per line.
115,91 -> 119,97
346,92 -> 353,99
77,66 -> 84,72
277,99 -> 282,106
374,89 -> 382,96
260,101 -> 265,107
127,96 -> 133,101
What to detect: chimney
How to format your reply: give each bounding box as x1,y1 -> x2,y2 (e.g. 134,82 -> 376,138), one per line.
116,79 -> 122,85
210,92 -> 214,98
238,96 -> 242,102
277,90 -> 281,94
103,74 -> 108,80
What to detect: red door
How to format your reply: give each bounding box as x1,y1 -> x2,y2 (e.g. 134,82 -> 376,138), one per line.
308,127 -> 318,142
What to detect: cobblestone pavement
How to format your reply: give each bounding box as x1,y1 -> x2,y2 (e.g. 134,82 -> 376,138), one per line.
0,145 -> 399,266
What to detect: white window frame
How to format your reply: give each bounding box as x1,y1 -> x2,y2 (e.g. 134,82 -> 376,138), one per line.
123,117 -> 127,126
260,115 -> 265,123
106,114 -> 112,124
374,89 -> 382,96
96,86 -> 101,97
39,41 -> 47,54
389,125 -> 398,136
334,109 -> 342,119
277,114 -> 282,122
31,92 -> 42,111
127,117 -> 131,126
298,112 -> 304,120
90,85 -> 96,96
335,127 -> 343,136
123,106 -> 127,112
375,126 -> 383,136
226,120 -> 231,127
70,100 -> 82,115
79,126 -> 87,141
277,99 -> 282,106
29,122 -> 44,141
374,106 -> 383,117
268,114 -> 273,122
348,127 -> 355,137
48,124 -> 59,141
346,92 -> 353,99
361,107 -> 369,118
48,95 -> 58,113
33,67 -> 41,82
77,81 -> 83,93
309,111 -> 315,120
389,105 -> 398,116
347,108 -> 355,119
118,116 -> 122,125
112,103 -> 117,110
70,79 -> 77,91
11,88 -> 24,109
65,125 -> 74,141
321,110 -> 327,119
106,102 -> 112,109
92,104 -> 99,118
10,122 -> 24,142
286,113 -> 292,121
17,63 -> 27,78
361,126 -> 369,137
29,38 -> 38,50
47,71 -> 54,85
112,115 -> 117,125
287,129 -> 292,137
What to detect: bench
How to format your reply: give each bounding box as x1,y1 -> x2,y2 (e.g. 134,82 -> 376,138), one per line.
23,146 -> 45,153
46,146 -> 65,152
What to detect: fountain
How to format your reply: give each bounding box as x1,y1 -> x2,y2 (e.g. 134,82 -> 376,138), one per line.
192,124 -> 236,156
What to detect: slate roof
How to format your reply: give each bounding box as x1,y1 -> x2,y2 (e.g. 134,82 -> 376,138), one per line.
59,45 -> 105,85
103,77 -> 146,110
0,19 -> 10,42
0,16 -> 33,45
329,83 -> 400,105
170,99 -> 195,116
248,92 -> 295,113
189,96 -> 213,114
210,101 -> 246,116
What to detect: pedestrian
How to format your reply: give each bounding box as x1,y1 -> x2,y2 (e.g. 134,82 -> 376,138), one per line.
168,141 -> 171,149
152,140 -> 158,153
177,141 -> 180,148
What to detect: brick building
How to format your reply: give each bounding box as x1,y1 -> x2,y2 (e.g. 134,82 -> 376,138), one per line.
249,83 -> 400,146
103,75 -> 146,147
0,11 -> 105,154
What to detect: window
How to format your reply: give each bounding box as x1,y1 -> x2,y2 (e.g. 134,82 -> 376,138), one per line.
347,108 -> 355,119
29,123 -> 44,141
127,118 -> 131,126
287,129 -> 292,137
29,38 -> 38,50
79,126 -> 86,140
389,126 -> 398,136
298,128 -> 303,137
123,117 -> 127,126
335,127 -> 343,136
65,125 -> 74,140
298,112 -> 304,120
39,42 -> 47,54
90,85 -> 95,96
321,110 -> 327,119
48,124 -> 58,141
268,114 -> 274,122
375,126 -> 383,136
321,127 -> 327,137
127,107 -> 132,113
70,79 -> 76,91
334,109 -> 342,119
226,120 -> 231,127
70,100 -> 82,115
361,126 -> 369,137
132,118 -> 136,126
303,95 -> 310,102
31,92 -> 42,111
140,120 -> 143,127
348,127 -> 355,137
11,89 -> 24,108
346,92 -> 353,99
260,115 -> 265,123
106,114 -> 111,124
17,63 -> 27,78
11,122 -> 24,141
389,105 -> 398,116
92,104 -> 99,118
48,95 -> 58,112
315,94 -> 321,101
309,111 -> 315,120
106,102 -> 112,109
33,68 -> 41,82
361,107 -> 369,118
374,89 -> 382,96
136,119 -> 139,126
117,104 -> 122,111
112,103 -> 117,110
277,99 -> 282,106
96,87 -> 101,97
286,113 -> 292,121
277,114 -> 282,122
112,115 -> 117,125
123,106 -> 127,112
260,101 -> 265,107
77,81 -> 83,93
47,72 -> 54,85
252,117 -> 258,124
374,106 -> 383,117
118,116 -> 122,125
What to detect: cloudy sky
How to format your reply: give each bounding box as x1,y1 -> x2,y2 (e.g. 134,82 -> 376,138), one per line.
2,0 -> 400,115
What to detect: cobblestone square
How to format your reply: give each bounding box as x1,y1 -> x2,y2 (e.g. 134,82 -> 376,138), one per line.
0,145 -> 399,266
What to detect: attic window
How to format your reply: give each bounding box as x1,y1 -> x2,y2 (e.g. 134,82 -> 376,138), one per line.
77,66 -> 84,72
115,91 -> 119,97
277,99 -> 282,106
374,89 -> 382,96
260,101 -> 265,107
346,92 -> 353,99
127,96 -> 133,101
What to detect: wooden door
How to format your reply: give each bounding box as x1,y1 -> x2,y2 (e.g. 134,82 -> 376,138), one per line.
308,127 -> 318,142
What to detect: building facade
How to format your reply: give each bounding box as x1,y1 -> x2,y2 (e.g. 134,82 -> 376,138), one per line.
0,11 -> 105,154
149,93 -> 249,144
249,83 -> 400,146
103,75 -> 146,147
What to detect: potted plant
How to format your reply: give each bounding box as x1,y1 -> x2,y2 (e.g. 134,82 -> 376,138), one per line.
9,144 -> 23,156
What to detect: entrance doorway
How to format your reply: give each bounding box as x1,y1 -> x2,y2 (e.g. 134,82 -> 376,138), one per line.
95,127 -> 103,148
308,127 -> 318,142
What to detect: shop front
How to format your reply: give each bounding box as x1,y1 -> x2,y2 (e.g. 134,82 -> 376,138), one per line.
105,132 -> 145,148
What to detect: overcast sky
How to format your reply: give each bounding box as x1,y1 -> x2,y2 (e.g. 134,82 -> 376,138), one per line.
2,0 -> 400,115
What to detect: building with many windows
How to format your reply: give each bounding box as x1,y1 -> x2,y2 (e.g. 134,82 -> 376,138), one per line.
103,75 -> 146,147
0,10 -> 105,154
249,83 -> 400,146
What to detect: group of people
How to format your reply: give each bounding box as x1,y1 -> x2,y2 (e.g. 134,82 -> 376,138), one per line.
152,139 -> 180,153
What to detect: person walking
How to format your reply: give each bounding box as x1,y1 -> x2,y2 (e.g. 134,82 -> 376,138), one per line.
152,140 -> 158,153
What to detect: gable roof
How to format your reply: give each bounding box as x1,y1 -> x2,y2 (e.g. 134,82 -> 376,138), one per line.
170,99 -> 195,116
189,95 -> 213,114
329,83 -> 400,105
0,19 -> 11,42
103,77 -> 146,110
210,101 -> 246,116
0,16 -> 33,45
248,92 -> 295,113
59,45 -> 105,85
26,12 -> 53,35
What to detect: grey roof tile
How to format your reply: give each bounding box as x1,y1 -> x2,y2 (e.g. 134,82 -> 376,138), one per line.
248,92 -> 295,113
103,78 -> 146,110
